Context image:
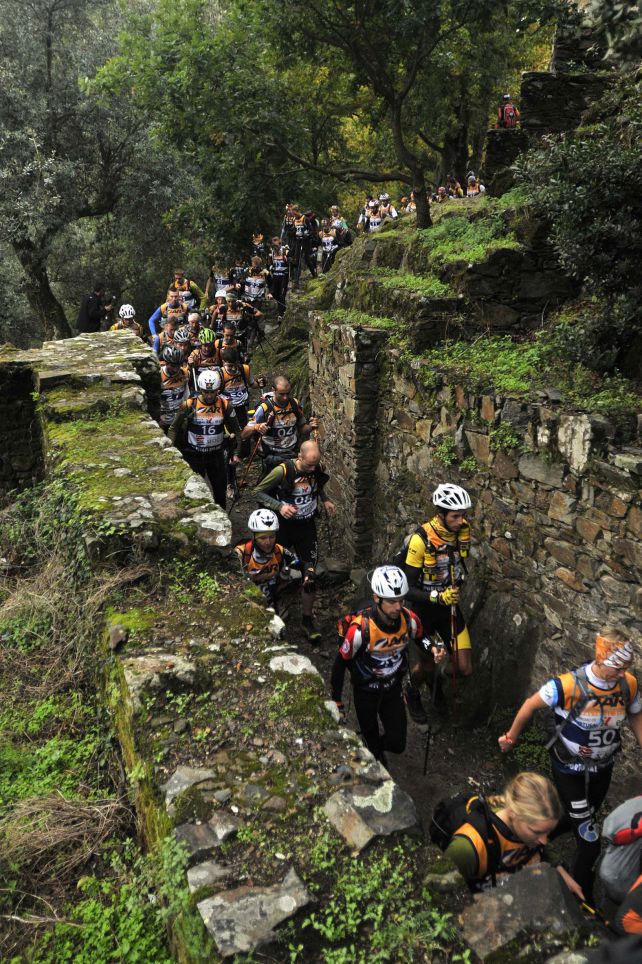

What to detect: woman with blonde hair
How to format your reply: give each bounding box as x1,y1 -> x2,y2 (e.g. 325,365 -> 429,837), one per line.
442,771 -> 582,896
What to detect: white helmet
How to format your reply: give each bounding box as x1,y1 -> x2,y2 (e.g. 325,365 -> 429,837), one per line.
379,192 -> 390,202
371,565 -> 409,599
215,289 -> 228,299
432,483 -> 472,511
248,509 -> 279,534
197,369 -> 222,392
119,303 -> 135,320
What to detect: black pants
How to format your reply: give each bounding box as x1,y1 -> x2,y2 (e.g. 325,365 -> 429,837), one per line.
291,241 -> 316,281
271,275 -> 288,316
277,517 -> 317,571
551,759 -> 613,902
353,682 -> 407,761
184,449 -> 227,508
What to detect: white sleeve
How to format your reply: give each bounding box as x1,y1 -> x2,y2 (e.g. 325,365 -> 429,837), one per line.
538,679 -> 559,708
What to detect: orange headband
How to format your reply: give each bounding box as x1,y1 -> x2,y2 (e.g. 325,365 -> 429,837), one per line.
595,633 -> 633,668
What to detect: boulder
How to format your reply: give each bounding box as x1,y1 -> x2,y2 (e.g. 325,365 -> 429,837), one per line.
162,765 -> 218,816
269,653 -> 320,676
323,780 -> 420,851
197,867 -> 310,957
518,454 -> 565,488
459,863 -> 586,961
187,860 -> 232,893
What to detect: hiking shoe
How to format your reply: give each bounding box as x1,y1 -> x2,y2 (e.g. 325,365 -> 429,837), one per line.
404,685 -> 428,726
301,618 -> 322,643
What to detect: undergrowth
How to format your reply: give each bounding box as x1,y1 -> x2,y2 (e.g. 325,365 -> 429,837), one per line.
418,209 -> 521,265
326,307 -> 396,330
371,267 -> 451,297
0,478 -> 179,962
421,335 -> 640,414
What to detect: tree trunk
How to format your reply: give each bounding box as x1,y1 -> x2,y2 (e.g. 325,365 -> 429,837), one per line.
12,241 -> 72,340
413,173 -> 432,228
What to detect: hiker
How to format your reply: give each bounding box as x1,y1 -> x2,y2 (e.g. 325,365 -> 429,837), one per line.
331,566 -> 423,764
213,322 -> 244,366
243,375 -> 318,475
187,327 -> 220,385
498,628 -> 642,902
252,440 -> 335,642
432,771 -> 583,896
290,206 -> 317,282
147,288 -> 186,338
497,93 -> 520,129
158,344 -> 189,432
168,368 -> 241,509
168,267 -> 205,311
401,483 -> 473,727
599,797 -> 642,906
243,257 -> 271,306
268,238 -> 289,319
234,509 -> 298,610
319,220 -> 339,273
378,192 -> 398,219
110,304 -> 144,339
152,316 -> 179,356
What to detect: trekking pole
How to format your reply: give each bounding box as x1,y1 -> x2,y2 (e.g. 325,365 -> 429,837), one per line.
423,644 -> 443,776
449,556 -> 459,710
575,896 -> 618,935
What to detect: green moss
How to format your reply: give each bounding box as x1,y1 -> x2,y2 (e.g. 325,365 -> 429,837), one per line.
370,267 -> 452,297
327,308 -> 396,330
418,208 -> 521,265
106,606 -> 156,635
172,786 -> 213,825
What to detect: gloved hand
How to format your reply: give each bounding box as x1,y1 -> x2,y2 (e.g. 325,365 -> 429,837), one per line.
439,586 -> 459,606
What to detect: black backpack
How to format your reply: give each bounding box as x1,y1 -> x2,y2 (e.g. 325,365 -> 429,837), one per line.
392,525 -> 429,569
429,791 -> 500,886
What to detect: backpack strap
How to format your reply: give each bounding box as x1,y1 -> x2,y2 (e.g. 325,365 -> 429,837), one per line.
545,665 -> 605,751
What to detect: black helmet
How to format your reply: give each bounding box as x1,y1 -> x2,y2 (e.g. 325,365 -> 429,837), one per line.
162,345 -> 183,366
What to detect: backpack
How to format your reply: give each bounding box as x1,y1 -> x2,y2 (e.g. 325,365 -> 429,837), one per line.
429,791 -> 500,886
543,665 -> 631,756
392,525 -> 429,569
336,606 -> 372,648
599,798 -> 642,903
502,103 -> 517,128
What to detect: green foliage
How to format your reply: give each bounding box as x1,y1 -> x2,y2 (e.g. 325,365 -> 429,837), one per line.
26,838 -> 191,964
418,208 -> 521,265
434,436 -> 459,466
169,560 -> 220,604
326,308 -> 396,330
295,844 -> 457,963
489,424 -> 524,453
421,334 -> 641,413
371,268 -> 451,297
517,77 -> 642,372
459,456 -> 479,476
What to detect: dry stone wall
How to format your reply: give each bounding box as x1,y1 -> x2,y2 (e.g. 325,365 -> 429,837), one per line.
309,312 -> 642,711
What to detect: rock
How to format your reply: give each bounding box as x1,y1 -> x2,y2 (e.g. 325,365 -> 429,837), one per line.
576,517 -> 602,543
208,812 -> 241,843
459,863 -> 585,961
546,953 -> 589,964
197,867 -> 310,957
348,746 -> 390,785
263,795 -> 287,813
548,491 -> 577,526
324,781 -> 419,851
544,538 -> 577,569
239,783 -> 271,805
108,624 -> 129,651
174,823 -> 221,864
269,653 -> 320,677
328,764 -> 354,786
174,719 -> 189,734
162,766 -> 218,816
518,454 -> 565,488
555,567 -> 589,594
122,653 -> 197,712
324,700 -> 342,723
187,860 -> 232,893
268,613 -> 287,638
614,453 -> 642,476
558,414 -> 615,475
465,430 -> 492,465
600,575 -> 632,607
184,474 -> 212,501
214,789 -> 232,804
423,870 -> 463,893
492,451 -> 519,480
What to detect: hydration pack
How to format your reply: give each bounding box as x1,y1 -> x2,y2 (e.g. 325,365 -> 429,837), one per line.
391,525 -> 429,569
429,791 -> 500,885
502,104 -> 518,128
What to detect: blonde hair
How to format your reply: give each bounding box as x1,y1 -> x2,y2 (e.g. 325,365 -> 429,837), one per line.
489,772 -> 562,824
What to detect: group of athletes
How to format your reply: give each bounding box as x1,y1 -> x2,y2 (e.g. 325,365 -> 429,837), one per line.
102,207 -> 642,956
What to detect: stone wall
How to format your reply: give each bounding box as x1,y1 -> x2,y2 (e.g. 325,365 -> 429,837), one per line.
0,360 -> 45,492
309,312 -> 642,711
